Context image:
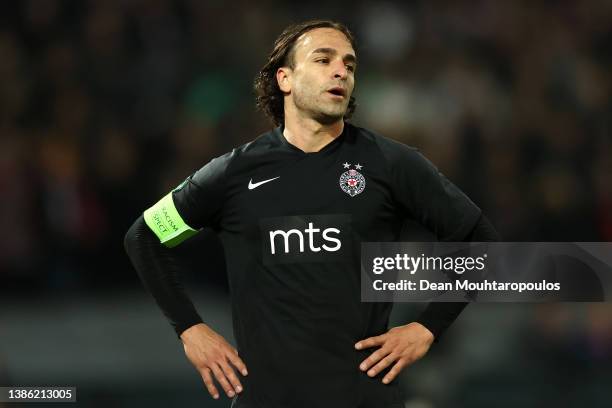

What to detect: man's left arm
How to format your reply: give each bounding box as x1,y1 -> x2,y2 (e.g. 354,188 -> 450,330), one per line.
413,214 -> 500,341
355,142 -> 500,383
355,215 -> 500,383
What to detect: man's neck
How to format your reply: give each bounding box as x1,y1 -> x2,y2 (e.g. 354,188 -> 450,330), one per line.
283,114 -> 344,153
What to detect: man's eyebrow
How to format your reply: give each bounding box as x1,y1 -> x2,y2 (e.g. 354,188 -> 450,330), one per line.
311,47 -> 357,64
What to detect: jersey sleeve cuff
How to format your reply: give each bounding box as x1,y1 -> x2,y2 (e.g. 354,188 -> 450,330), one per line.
414,302 -> 469,343
175,316 -> 205,338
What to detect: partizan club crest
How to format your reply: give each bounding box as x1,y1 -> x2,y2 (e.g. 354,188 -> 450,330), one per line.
339,162 -> 366,197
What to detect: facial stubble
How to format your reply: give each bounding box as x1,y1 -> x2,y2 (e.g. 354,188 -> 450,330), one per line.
292,83 -> 350,125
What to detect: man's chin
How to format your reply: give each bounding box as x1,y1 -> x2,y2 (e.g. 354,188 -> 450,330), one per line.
313,109 -> 347,125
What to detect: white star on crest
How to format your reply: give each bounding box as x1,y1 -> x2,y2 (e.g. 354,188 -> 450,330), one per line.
343,162 -> 351,169
355,163 -> 363,170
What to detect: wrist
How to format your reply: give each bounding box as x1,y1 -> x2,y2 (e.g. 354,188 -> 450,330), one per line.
411,322 -> 435,343
180,322 -> 207,342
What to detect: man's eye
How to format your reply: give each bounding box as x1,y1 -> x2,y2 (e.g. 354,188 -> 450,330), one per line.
316,58 -> 329,64
346,65 -> 355,72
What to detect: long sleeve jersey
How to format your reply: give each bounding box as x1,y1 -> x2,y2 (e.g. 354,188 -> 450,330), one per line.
125,122 -> 499,408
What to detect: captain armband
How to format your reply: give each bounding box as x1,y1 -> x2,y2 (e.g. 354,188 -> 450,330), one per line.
143,192 -> 199,247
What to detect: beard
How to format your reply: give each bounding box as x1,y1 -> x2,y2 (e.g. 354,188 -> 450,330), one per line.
292,86 -> 350,124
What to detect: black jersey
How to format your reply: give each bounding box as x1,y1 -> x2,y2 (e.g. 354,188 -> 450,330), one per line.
152,122 -> 481,407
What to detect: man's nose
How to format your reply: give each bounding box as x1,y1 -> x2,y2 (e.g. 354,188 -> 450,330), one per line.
332,61 -> 348,79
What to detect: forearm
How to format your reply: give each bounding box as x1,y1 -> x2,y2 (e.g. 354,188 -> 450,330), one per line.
464,214 -> 501,242
416,214 -> 500,341
124,215 -> 203,337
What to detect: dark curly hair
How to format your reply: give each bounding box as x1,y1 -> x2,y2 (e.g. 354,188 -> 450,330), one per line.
254,20 -> 357,126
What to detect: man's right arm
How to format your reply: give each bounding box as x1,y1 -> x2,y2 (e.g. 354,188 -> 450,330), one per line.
124,214 -> 203,337
123,151 -> 246,400
124,152 -> 231,335
124,214 -> 247,400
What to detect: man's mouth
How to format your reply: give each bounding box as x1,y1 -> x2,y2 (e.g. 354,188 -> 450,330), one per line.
327,87 -> 347,98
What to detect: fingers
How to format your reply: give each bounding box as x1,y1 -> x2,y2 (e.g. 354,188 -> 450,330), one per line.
354,334 -> 385,350
198,353 -> 247,400
382,359 -> 408,384
365,353 -> 397,378
219,359 -> 244,395
359,347 -> 391,372
182,325 -> 249,400
200,368 -> 220,400
227,349 -> 249,377
356,325 -> 435,385
211,363 -> 236,398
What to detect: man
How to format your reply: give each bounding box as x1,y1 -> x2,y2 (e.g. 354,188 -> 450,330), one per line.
124,20 -> 499,408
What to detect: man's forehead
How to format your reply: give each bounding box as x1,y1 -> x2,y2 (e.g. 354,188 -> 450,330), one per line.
295,28 -> 354,57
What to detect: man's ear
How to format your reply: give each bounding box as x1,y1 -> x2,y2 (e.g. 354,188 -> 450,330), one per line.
276,67 -> 291,93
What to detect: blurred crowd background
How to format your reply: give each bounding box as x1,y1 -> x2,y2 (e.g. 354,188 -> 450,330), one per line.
1,0 -> 611,407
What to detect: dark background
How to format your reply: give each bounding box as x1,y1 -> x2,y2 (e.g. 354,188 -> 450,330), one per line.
1,0 -> 611,407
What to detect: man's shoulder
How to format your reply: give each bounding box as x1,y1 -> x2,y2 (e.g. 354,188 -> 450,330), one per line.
348,123 -> 421,161
233,127 -> 281,155
202,127 -> 281,168
188,128 -> 280,185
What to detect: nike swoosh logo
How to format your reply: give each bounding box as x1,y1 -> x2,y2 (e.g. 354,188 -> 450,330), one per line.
248,176 -> 280,190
